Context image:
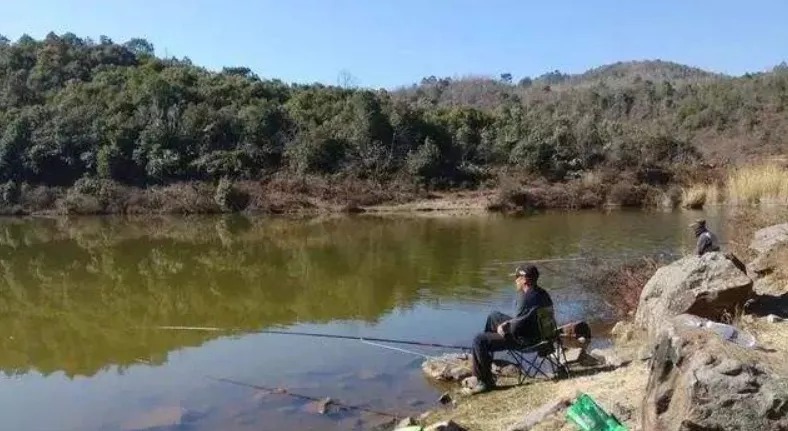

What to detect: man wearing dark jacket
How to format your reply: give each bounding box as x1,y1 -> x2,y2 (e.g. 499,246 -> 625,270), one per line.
464,264 -> 554,395
692,219 -> 720,255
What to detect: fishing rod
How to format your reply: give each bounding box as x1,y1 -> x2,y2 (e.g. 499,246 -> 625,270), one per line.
152,326 -> 471,350
204,376 -> 402,419
261,329 -> 471,350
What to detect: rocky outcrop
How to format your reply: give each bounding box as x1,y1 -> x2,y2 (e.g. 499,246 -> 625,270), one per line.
642,316 -> 788,430
634,252 -> 753,338
749,224 -> 788,283
750,223 -> 788,255
421,353 -> 519,381
422,353 -> 473,381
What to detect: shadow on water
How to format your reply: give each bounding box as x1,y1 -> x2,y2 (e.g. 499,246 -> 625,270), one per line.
0,211 -> 723,430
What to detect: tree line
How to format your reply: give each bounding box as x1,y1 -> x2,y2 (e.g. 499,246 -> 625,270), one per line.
1,33 -> 786,193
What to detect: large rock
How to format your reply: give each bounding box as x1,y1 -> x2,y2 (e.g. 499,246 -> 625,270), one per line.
750,225 -> 788,280
421,353 -> 518,381
634,252 -> 753,338
422,353 -> 472,381
642,316 -> 788,430
750,223 -> 788,255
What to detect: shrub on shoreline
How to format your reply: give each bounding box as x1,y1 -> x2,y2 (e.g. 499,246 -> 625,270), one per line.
576,257 -> 665,318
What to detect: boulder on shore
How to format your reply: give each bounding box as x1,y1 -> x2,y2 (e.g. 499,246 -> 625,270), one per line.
634,252 -> 753,339
749,223 -> 788,282
750,223 -> 788,255
422,353 -> 473,381
421,353 -> 519,382
642,315 -> 788,430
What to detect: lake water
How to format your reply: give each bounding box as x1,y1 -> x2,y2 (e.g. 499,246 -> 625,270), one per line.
0,210 -> 725,431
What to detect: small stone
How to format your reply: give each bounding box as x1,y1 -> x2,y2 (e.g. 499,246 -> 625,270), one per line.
589,348 -> 628,367
716,359 -> 744,376
766,314 -> 783,323
418,411 -> 432,423
612,403 -> 634,421
304,397 -> 334,415
406,398 -> 425,407
461,376 -> 478,389
438,392 -> 452,405
397,416 -> 417,428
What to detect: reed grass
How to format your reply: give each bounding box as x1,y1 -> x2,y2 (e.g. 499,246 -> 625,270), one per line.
726,164 -> 788,205
681,185 -> 708,209
680,183 -> 722,209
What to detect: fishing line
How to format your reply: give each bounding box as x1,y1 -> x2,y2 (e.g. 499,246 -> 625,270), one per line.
359,339 -> 431,358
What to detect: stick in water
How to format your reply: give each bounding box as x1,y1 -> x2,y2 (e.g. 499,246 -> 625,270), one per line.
206,376 -> 401,419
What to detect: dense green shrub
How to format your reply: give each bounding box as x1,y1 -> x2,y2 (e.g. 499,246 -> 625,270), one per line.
214,177 -> 250,212
0,32 -> 784,194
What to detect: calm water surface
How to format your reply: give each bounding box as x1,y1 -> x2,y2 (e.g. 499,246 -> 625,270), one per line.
0,211 -> 725,431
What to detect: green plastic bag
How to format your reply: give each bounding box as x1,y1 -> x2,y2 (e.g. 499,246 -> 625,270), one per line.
565,393 -> 628,431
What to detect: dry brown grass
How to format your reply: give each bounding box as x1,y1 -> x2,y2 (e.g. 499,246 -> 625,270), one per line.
679,183 -> 722,209
680,185 -> 707,209
726,164 -> 788,206
424,362 -> 648,431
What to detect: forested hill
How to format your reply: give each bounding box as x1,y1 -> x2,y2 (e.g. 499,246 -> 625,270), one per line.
0,33 -> 786,192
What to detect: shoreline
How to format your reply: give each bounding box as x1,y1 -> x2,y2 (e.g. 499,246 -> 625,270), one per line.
408,212 -> 788,431
2,184 -> 783,219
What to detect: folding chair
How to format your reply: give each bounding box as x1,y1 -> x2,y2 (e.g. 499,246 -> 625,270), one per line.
506,307 -> 572,384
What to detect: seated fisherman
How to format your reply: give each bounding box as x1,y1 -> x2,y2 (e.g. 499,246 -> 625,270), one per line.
464,264 -> 554,395
691,219 -> 720,255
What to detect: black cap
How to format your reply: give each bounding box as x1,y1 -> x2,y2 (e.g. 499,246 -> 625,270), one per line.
689,219 -> 706,229
513,265 -> 539,281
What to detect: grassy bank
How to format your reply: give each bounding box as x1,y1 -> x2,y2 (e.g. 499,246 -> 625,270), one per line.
681,162 -> 788,209
1,163 -> 785,216
0,176 -> 424,216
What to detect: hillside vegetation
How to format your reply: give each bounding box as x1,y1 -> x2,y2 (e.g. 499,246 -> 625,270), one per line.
0,33 -> 786,213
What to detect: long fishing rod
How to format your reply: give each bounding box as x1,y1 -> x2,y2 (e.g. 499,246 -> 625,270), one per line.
204,376 -> 401,419
152,326 -> 471,350
261,329 -> 471,350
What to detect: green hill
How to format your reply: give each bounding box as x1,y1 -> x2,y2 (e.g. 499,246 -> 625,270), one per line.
0,33 -> 786,213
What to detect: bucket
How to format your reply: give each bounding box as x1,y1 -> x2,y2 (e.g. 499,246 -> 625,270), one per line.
565,393 -> 628,431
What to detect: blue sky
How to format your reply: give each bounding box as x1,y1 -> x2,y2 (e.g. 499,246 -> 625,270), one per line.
1,0 -> 786,88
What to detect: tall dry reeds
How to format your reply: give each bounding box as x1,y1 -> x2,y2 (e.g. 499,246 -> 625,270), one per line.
680,183 -> 721,209
726,164 -> 788,205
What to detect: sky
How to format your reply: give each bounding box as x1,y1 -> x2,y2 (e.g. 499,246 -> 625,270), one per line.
1,0 -> 787,88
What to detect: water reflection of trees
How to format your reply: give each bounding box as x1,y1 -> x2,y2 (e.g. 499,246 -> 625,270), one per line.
0,213 -> 691,378
0,216 -> 515,378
